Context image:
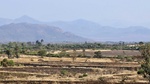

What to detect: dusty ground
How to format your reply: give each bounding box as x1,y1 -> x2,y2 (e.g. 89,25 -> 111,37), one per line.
53,49 -> 141,57
0,50 -> 146,83
0,55 -> 114,63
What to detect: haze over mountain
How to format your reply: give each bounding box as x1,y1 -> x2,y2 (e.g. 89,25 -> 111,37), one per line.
0,23 -> 89,42
0,15 -> 150,42
49,19 -> 150,42
13,15 -> 41,24
0,15 -> 41,26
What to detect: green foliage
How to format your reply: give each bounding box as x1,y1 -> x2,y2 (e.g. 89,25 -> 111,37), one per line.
93,51 -> 102,58
14,45 -> 20,58
83,73 -> 88,77
77,54 -> 83,57
46,54 -> 61,57
46,53 -> 53,57
78,75 -> 83,78
59,50 -> 70,57
25,51 -> 38,55
117,55 -> 133,62
126,56 -> 133,62
51,54 -> 60,57
79,73 -> 88,78
137,69 -> 144,74
5,49 -> 13,58
1,58 -> 15,67
2,58 -> 8,62
38,50 -> 47,56
60,70 -> 68,75
7,60 -> 15,66
117,55 -> 124,60
138,44 -> 150,82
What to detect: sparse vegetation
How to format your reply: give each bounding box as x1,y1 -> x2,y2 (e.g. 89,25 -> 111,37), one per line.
60,70 -> 68,76
117,55 -> 125,60
93,51 -> 102,58
1,58 -> 15,67
38,50 -> 47,56
0,41 -> 146,83
138,44 -> 150,83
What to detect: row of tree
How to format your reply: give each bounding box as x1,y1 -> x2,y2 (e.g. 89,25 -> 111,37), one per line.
0,40 -> 146,58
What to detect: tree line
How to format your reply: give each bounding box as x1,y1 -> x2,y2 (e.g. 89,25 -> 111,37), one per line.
0,40 -> 145,58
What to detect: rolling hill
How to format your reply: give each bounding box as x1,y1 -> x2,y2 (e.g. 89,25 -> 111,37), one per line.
0,23 -> 90,42
49,19 -> 150,41
0,15 -> 150,42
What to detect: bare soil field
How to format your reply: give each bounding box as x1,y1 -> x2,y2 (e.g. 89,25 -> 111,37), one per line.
65,49 -> 141,57
0,50 -> 146,84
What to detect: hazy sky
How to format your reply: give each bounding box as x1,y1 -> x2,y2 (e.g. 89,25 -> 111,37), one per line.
0,0 -> 150,28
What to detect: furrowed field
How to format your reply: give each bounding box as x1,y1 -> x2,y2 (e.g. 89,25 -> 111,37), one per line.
0,42 -> 148,84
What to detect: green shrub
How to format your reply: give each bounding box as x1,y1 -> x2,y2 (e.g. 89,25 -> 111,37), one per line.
25,51 -> 38,55
60,70 -> 68,75
7,60 -> 15,66
79,73 -> 88,78
2,58 -> 8,62
117,55 -> 124,60
83,73 -> 88,77
126,56 -> 133,62
50,54 -> 60,57
137,69 -> 144,74
79,75 -> 83,78
58,50 -> 70,57
46,53 -> 53,57
78,54 -> 82,57
1,59 -> 15,67
38,50 -> 47,56
98,77 -> 107,83
93,51 -> 102,58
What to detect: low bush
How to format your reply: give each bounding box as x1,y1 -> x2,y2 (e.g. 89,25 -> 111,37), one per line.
38,50 -> 47,56
60,70 -> 68,75
25,51 -> 38,55
1,58 -> 15,67
83,73 -> 88,77
126,56 -> 133,62
117,55 -> 124,60
98,76 -> 108,83
79,73 -> 88,78
93,51 -> 102,58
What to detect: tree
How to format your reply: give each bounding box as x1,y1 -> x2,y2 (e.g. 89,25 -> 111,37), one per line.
21,43 -> 26,54
72,49 -> 77,62
41,39 -> 44,43
93,51 -> 102,58
1,58 -> 15,67
14,45 -> 20,58
38,50 -> 47,57
137,44 -> 150,83
82,48 -> 86,57
5,48 -> 13,58
36,40 -> 42,46
139,41 -> 144,46
59,49 -> 69,57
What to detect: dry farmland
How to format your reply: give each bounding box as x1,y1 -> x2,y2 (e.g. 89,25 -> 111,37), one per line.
0,50 -> 147,84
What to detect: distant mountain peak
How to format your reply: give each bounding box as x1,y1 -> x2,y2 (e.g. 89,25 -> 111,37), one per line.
71,19 -> 101,27
13,15 -> 40,24
17,15 -> 34,20
0,23 -> 89,42
72,19 -> 94,23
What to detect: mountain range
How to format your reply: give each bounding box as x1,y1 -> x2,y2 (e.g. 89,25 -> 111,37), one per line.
0,15 -> 150,42
0,23 -> 89,42
49,20 -> 150,41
